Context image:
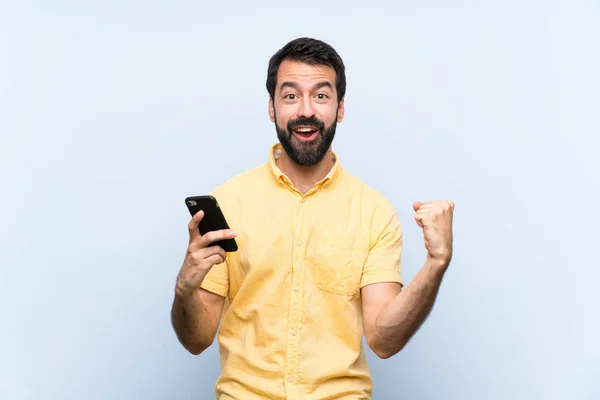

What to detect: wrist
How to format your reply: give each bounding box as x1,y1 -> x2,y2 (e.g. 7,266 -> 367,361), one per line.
426,254 -> 451,272
175,275 -> 205,301
175,287 -> 203,313
175,285 -> 193,300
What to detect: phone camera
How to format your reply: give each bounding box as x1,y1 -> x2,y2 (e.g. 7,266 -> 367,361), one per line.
187,200 -> 197,206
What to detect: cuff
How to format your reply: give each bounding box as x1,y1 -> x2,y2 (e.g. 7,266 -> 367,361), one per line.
200,278 -> 229,297
360,270 -> 404,289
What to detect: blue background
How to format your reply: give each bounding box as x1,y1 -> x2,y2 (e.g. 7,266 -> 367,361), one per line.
1,1 -> 598,399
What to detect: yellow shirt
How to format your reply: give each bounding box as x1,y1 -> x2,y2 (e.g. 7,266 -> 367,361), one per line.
201,144 -> 403,399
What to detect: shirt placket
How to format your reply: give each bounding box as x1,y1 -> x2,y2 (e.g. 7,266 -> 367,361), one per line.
284,195 -> 307,397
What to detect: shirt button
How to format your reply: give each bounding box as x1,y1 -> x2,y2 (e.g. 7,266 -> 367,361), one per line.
297,240 -> 302,246
294,286 -> 299,292
290,329 -> 297,336
288,376 -> 293,383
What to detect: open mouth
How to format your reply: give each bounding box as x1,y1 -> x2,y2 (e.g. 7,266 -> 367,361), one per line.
293,126 -> 319,142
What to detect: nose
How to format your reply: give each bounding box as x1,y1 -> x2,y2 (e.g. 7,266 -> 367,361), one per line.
297,96 -> 316,119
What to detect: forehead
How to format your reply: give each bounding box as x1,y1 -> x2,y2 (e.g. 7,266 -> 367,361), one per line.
276,59 -> 336,91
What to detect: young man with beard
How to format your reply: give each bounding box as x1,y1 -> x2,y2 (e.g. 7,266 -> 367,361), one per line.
171,37 -> 455,399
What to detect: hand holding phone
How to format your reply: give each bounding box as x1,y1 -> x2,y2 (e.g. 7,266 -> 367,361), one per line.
184,195 -> 238,252
175,196 -> 237,298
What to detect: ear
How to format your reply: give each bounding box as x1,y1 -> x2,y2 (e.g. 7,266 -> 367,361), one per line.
336,97 -> 345,123
268,97 -> 275,122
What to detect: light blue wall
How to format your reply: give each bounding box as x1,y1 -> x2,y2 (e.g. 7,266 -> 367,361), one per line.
1,1 -> 598,399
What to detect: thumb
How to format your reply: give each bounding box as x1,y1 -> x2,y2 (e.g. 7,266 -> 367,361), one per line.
413,202 -> 423,212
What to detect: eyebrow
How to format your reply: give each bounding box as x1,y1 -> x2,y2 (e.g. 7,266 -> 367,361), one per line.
279,81 -> 333,92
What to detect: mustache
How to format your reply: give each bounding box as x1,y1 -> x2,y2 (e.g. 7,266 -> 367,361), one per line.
287,116 -> 325,132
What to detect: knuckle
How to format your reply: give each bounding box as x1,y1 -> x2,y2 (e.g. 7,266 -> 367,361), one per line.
203,231 -> 217,242
197,259 -> 210,270
205,254 -> 220,266
189,252 -> 202,264
187,241 -> 199,252
202,246 -> 216,256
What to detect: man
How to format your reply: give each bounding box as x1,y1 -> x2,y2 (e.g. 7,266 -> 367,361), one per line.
171,37 -> 454,399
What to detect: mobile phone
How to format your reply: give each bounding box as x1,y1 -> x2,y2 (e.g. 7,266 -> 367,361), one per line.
184,195 -> 238,252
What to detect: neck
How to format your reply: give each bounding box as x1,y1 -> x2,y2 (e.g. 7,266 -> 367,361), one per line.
276,148 -> 335,194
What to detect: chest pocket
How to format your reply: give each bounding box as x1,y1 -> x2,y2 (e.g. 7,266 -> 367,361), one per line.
314,234 -> 367,296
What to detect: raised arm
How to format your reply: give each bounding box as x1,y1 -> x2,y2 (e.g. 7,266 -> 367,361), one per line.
362,200 -> 454,359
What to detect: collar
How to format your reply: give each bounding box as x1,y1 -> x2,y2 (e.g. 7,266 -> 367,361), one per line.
267,143 -> 341,191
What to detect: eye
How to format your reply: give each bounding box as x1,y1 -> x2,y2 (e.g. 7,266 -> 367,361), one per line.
316,93 -> 329,100
284,94 -> 298,100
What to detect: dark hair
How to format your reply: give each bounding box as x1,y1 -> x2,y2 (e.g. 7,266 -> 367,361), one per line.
266,37 -> 346,103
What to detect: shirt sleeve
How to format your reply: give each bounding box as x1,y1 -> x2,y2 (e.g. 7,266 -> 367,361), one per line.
200,257 -> 230,297
360,202 -> 404,289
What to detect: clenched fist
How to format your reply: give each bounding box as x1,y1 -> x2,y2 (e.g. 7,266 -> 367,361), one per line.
413,200 -> 454,266
175,210 -> 237,298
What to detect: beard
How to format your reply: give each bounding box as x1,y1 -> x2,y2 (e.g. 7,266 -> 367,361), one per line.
275,112 -> 338,167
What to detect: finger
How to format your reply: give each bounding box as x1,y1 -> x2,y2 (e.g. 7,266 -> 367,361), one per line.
199,228 -> 237,248
414,215 -> 424,228
413,202 -> 423,212
421,201 -> 454,211
416,202 -> 437,210
186,246 -> 226,273
196,244 -> 226,260
414,211 -> 425,227
206,253 -> 225,266
415,210 -> 434,225
215,247 -> 227,263
188,210 -> 205,239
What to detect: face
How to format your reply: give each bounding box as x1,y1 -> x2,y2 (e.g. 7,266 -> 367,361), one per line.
269,59 -> 344,167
